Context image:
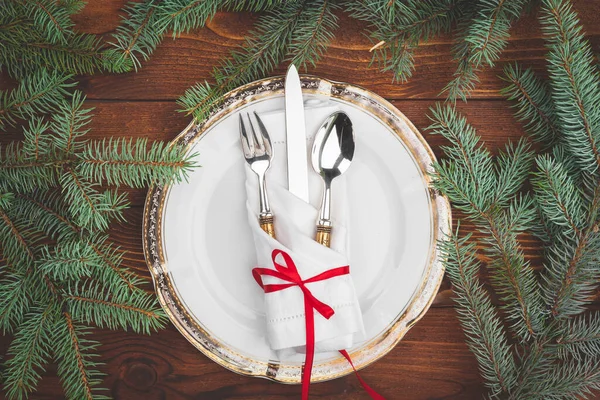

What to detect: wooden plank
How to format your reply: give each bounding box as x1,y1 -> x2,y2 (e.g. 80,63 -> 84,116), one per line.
69,2 -> 600,101
25,308 -> 481,400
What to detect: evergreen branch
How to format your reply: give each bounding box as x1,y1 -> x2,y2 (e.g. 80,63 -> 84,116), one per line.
155,0 -> 221,38
428,104 -> 544,340
178,1 -> 305,122
3,304 -> 57,400
542,223 -> 600,319
541,0 -> 600,173
105,1 -> 165,72
557,313 -> 600,360
53,312 -> 107,400
517,357 -> 600,399
0,202 -> 36,268
58,0 -> 86,15
13,191 -> 80,241
501,63 -> 560,146
64,281 -> 167,334
18,34 -> 108,76
494,138 -> 535,206
37,241 -> 102,281
532,155 -> 585,236
0,268 -> 34,334
50,91 -> 92,155
0,69 -> 74,128
443,0 -> 527,100
77,138 -> 196,187
22,117 -> 52,161
89,238 -> 144,294
60,170 -> 128,232
347,0 -> 461,82
0,142 -> 62,193
441,230 -> 518,396
25,0 -> 74,44
288,0 -> 338,69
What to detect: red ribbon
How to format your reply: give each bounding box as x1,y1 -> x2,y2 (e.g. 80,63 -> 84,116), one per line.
252,249 -> 384,400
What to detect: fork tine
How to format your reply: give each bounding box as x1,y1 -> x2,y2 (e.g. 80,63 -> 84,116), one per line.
253,111 -> 272,156
239,114 -> 252,158
248,112 -> 265,152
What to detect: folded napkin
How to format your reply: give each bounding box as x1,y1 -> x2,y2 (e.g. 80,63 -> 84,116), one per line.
243,101 -> 364,354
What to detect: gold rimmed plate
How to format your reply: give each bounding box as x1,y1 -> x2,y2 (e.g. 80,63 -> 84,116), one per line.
143,76 -> 451,383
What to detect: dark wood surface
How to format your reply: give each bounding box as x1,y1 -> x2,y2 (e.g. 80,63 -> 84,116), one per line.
2,1 -> 600,399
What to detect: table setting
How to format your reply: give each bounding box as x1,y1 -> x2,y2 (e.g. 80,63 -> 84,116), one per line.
143,65 -> 451,398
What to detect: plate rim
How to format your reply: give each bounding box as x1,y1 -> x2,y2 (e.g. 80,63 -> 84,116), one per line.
142,75 -> 452,384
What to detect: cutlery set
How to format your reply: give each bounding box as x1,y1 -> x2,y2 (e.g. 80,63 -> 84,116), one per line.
240,64 -> 355,247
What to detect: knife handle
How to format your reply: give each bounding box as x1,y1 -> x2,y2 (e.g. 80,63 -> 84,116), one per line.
316,224 -> 332,248
259,214 -> 276,238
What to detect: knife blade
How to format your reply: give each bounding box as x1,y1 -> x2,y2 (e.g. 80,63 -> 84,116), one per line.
284,64 -> 310,202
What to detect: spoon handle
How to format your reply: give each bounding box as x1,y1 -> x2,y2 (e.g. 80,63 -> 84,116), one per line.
259,213 -> 276,239
316,224 -> 332,247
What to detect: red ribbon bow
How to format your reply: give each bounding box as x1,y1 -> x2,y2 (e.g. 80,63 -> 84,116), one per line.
252,249 -> 384,400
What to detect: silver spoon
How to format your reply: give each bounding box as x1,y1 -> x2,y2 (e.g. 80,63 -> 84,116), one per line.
311,112 -> 355,247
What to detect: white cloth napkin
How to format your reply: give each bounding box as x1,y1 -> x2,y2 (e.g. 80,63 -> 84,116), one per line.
243,101 -> 364,354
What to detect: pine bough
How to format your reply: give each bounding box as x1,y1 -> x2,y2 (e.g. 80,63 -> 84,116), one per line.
429,1 -> 600,398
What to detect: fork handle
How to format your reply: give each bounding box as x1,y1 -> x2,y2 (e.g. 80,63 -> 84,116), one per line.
259,214 -> 276,238
316,223 -> 332,248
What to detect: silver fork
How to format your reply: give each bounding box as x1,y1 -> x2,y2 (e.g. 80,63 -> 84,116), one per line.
239,111 -> 275,238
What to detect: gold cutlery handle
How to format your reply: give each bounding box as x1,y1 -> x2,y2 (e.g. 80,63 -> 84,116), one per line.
259,214 -> 276,238
316,224 -> 332,248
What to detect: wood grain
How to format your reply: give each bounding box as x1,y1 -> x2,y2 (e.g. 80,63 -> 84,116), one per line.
3,1 -> 600,399
22,308 -> 480,400
70,1 -> 600,101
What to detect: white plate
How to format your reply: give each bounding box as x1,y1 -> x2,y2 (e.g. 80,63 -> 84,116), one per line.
143,76 -> 451,383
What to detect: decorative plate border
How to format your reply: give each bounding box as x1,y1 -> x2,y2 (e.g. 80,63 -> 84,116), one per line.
143,76 -> 452,383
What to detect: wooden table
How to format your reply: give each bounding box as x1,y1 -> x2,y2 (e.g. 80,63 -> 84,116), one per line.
2,1 -> 599,399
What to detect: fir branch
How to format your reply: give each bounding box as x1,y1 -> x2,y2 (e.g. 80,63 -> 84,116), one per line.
0,69 -> 74,128
51,92 -> 92,155
59,169 -> 128,232
88,237 -> 145,295
441,230 -> 518,397
0,202 -> 37,269
443,0 -> 527,101
516,357 -> 600,400
532,156 -> 585,236
64,281 -> 167,334
0,269 -> 34,334
542,223 -> 600,319
37,241 -> 102,281
12,191 -> 80,241
0,142 -> 62,193
557,313 -> 600,360
53,312 -> 107,400
154,0 -> 221,38
3,304 -> 57,400
541,0 -> 600,173
347,0 -> 462,82
77,138 -> 195,187
288,0 -> 338,69
494,138 -> 535,206
105,1 -> 165,72
178,1 -> 305,121
501,63 -> 560,146
0,28 -> 107,78
428,104 -> 544,340
23,0 -> 75,44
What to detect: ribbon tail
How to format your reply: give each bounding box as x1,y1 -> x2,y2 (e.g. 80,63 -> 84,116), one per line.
302,299 -> 315,400
339,350 -> 386,400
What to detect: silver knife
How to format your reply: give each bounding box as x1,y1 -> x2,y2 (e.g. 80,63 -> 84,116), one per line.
284,64 -> 310,202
